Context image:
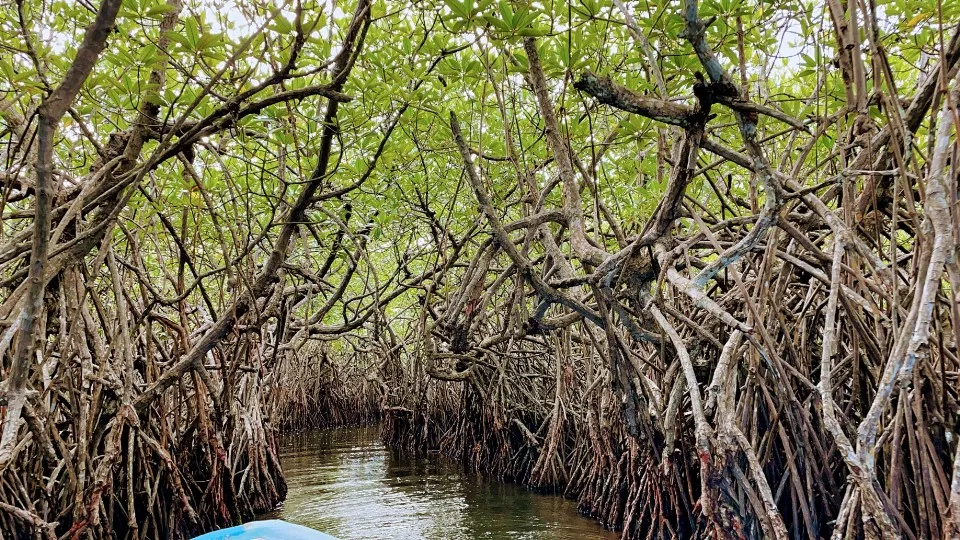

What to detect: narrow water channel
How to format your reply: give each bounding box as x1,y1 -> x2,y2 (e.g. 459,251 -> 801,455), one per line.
263,425 -> 619,539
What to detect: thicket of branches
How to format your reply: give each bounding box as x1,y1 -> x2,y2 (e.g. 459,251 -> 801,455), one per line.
1,0 -> 960,538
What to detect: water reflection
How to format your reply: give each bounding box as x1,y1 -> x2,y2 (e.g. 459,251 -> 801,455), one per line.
264,425 -> 619,539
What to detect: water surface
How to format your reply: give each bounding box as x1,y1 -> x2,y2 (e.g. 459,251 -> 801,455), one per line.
266,425 -> 619,539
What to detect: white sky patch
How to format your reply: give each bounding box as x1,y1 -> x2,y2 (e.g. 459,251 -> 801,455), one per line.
205,0 -> 345,43
415,235 -> 432,249
221,2 -> 252,41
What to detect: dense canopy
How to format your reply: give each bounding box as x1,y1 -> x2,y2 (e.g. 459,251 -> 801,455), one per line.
1,0 -> 960,538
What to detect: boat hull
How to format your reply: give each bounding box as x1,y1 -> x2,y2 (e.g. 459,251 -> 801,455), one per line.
191,519 -> 338,540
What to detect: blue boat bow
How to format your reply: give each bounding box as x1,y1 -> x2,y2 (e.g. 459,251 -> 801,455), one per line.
191,519 -> 338,540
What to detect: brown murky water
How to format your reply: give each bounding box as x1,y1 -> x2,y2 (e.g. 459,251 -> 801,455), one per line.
262,425 -> 619,539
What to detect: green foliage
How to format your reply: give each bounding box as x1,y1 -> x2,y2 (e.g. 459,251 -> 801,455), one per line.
0,0 -> 951,329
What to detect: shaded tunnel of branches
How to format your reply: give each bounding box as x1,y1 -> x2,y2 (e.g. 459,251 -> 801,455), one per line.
1,0 -> 960,538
